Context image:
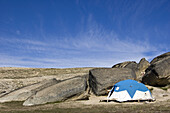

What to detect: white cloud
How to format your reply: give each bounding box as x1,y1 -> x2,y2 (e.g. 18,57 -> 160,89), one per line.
0,34 -> 163,68
0,37 -> 47,46
0,50 -> 164,68
51,23 -> 158,55
0,16 -> 167,68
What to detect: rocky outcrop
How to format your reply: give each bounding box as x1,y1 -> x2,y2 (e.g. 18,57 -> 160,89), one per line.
0,79 -> 60,103
112,61 -> 138,70
23,76 -> 88,106
150,52 -> 170,64
0,67 -> 94,103
137,58 -> 150,72
136,58 -> 150,81
112,59 -> 150,81
142,52 -> 170,86
89,68 -> 136,95
0,77 -> 61,97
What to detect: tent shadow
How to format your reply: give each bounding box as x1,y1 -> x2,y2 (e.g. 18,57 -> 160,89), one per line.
99,99 -> 155,103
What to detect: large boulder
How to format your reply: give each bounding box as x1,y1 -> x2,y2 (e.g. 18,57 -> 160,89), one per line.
142,52 -> 170,86
89,68 -> 136,95
112,61 -> 138,71
136,58 -> 150,81
112,59 -> 150,81
23,76 -> 87,106
150,52 -> 170,64
0,78 -> 60,103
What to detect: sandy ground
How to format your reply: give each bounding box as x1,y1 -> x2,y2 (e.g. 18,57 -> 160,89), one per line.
24,86 -> 170,108
0,91 -> 169,113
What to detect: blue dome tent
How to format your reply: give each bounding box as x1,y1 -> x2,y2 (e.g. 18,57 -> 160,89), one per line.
107,79 -> 154,102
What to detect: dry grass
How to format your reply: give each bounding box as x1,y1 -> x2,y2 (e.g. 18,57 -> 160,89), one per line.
0,67 -> 95,79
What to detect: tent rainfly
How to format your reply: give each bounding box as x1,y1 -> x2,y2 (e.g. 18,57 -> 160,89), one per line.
107,79 -> 154,102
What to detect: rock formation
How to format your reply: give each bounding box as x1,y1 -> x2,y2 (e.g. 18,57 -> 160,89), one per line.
142,52 -> 170,86
112,61 -> 138,70
150,52 -> 170,64
0,79 -> 60,103
89,68 -> 136,95
112,58 -> 150,81
23,76 -> 88,106
136,58 -> 150,81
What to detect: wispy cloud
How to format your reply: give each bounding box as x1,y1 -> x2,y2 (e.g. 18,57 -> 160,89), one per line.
50,14 -> 159,54
0,3 -> 169,68
0,37 -> 47,46
0,21 -> 165,68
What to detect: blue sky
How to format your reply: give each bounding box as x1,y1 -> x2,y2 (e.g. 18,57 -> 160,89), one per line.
0,0 -> 170,68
